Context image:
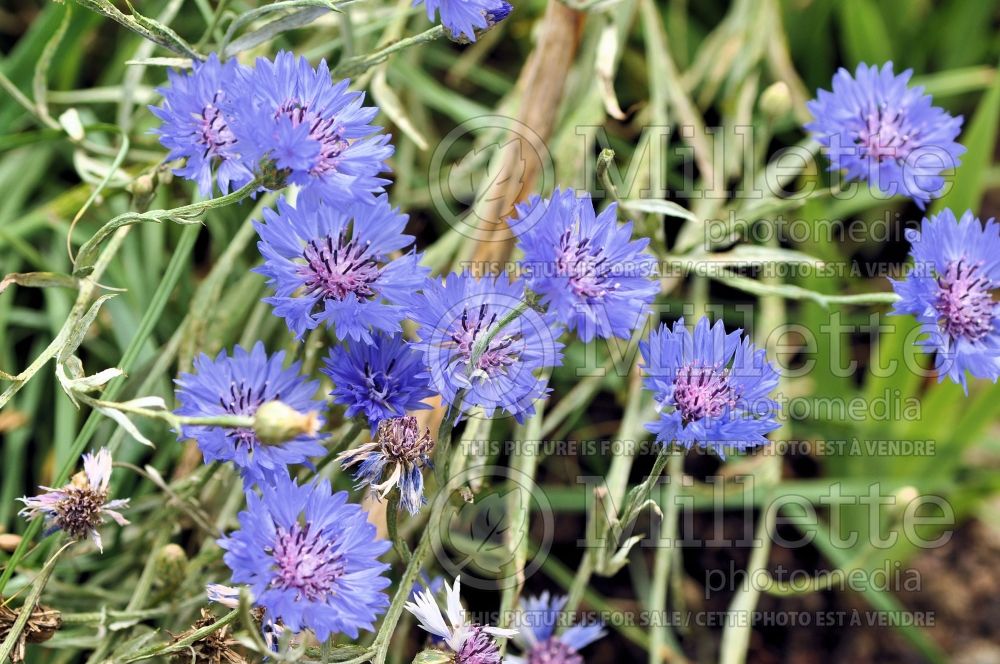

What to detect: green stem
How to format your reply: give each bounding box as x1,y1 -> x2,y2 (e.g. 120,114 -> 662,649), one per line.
647,449 -> 684,664
82,394 -> 256,429
73,178 -> 261,276
333,25 -> 446,78
121,609 -> 239,662
386,492 -> 411,564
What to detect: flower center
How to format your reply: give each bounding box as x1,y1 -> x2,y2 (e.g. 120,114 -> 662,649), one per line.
276,99 -> 348,175
362,360 -> 394,406
376,417 -> 434,463
56,487 -> 107,539
220,381 -> 268,450
456,625 -> 502,664
300,234 -> 381,302
527,637 -> 583,664
199,94 -> 236,157
556,228 -> 615,300
856,105 -> 914,163
270,523 -> 345,602
672,362 -> 739,424
449,304 -> 522,379
934,259 -> 996,342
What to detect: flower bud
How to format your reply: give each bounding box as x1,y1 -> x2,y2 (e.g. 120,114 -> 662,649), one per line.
760,81 -> 792,119
253,400 -> 319,444
412,649 -> 453,664
153,543 -> 188,591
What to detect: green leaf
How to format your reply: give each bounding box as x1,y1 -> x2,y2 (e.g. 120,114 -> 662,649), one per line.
932,61 -> 1000,214
837,0 -> 893,66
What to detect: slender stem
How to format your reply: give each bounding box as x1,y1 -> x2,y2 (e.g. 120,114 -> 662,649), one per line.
73,178 -> 262,276
596,148 -> 621,202
333,25 -> 446,78
82,394 -> 255,429
648,449 -> 684,664
386,492 -> 411,563
121,609 -> 239,662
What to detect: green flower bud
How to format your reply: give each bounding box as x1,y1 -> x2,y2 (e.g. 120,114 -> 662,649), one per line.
253,400 -> 320,445
412,649 -> 455,664
760,81 -> 792,120
153,543 -> 188,591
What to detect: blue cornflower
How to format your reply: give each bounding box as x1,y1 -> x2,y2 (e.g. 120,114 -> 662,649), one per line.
405,271 -> 563,422
416,0 -> 513,42
218,473 -> 391,641
639,317 -> 781,456
338,416 -> 434,514
321,333 -> 435,429
890,209 -> 1000,391
19,448 -> 129,552
174,342 -> 325,483
508,592 -> 605,664
150,53 -> 254,197
226,51 -> 392,207
513,189 -> 658,342
806,62 -> 965,209
255,195 -> 428,341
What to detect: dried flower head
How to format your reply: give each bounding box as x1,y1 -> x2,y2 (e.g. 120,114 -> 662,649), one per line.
337,416 -> 435,514
0,601 -> 61,664
168,609 -> 247,664
18,448 -> 129,552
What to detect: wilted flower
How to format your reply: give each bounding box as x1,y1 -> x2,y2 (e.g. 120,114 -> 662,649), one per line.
338,416 -> 434,514
0,601 -> 61,664
18,448 -> 129,552
255,196 -> 428,341
218,473 -> 391,641
640,317 -> 781,456
174,342 -> 325,484
226,51 -> 393,207
806,62 -> 965,209
513,189 -> 658,342
405,271 -> 563,422
890,209 -> 1000,391
405,576 -> 516,664
322,333 -> 435,430
150,53 -> 253,196
507,592 -> 605,664
168,609 -> 247,664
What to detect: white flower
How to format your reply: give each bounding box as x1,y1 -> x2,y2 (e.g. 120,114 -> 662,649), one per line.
405,576 -> 516,654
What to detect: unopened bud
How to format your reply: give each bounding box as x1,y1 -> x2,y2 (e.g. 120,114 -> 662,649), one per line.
412,649 -> 453,664
153,543 -> 188,590
258,158 -> 289,191
253,401 -> 319,444
128,174 -> 156,197
760,81 -> 792,119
